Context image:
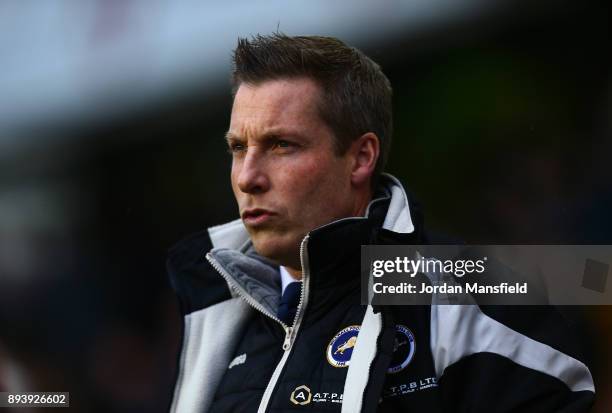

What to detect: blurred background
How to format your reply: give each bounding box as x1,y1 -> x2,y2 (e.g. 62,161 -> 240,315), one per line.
0,0 -> 610,411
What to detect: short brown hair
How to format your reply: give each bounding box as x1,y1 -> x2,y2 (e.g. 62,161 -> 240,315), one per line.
231,33 -> 393,187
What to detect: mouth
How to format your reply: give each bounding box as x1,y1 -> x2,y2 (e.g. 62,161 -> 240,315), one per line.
241,208 -> 276,226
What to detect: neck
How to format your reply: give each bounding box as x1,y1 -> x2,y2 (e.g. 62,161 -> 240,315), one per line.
284,266 -> 302,280
352,186 -> 373,217
282,189 -> 373,281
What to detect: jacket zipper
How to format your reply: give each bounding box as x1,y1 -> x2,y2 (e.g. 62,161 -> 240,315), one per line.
257,234 -> 310,413
205,235 -> 311,413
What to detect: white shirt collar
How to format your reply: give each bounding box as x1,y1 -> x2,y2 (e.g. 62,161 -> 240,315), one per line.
280,266 -> 301,294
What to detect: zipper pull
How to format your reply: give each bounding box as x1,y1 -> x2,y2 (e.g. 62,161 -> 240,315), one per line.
282,327 -> 293,350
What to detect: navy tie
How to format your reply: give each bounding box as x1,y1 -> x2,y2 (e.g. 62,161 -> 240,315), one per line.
277,282 -> 302,326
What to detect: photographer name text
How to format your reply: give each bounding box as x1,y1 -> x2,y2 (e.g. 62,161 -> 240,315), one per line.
373,282 -> 528,295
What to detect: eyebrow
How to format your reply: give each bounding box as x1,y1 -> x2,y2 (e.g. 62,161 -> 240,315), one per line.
224,131 -> 241,144
224,130 -> 308,144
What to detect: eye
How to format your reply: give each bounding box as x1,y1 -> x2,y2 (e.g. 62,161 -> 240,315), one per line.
227,142 -> 246,154
273,139 -> 295,151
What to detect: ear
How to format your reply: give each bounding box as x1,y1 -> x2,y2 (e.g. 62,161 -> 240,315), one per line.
349,132 -> 380,187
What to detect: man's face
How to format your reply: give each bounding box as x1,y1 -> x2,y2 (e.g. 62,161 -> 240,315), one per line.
227,78 -> 357,269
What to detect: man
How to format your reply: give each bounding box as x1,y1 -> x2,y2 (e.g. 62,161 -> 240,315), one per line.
167,34 -> 595,412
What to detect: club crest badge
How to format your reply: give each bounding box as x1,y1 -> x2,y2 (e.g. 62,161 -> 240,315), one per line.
326,325 -> 360,368
388,324 -> 416,374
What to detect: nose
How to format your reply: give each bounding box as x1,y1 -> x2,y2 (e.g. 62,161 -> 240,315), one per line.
235,148 -> 270,194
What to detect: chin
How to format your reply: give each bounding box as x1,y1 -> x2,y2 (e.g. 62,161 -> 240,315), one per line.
251,236 -> 298,267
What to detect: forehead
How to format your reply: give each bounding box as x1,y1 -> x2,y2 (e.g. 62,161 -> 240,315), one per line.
230,78 -> 324,134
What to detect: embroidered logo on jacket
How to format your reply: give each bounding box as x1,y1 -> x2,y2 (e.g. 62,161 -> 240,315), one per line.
387,325 -> 415,374
228,353 -> 246,369
290,385 -> 312,405
327,325 -> 360,368
290,385 -> 343,405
